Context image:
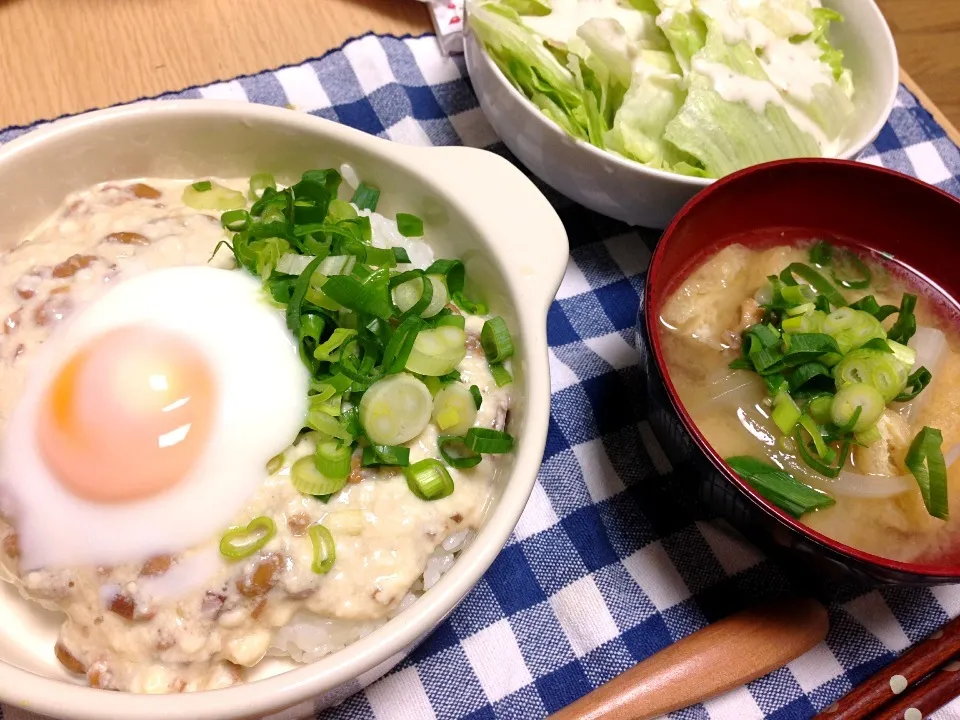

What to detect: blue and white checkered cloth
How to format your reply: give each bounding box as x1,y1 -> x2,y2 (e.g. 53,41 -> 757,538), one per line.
2,32 -> 960,720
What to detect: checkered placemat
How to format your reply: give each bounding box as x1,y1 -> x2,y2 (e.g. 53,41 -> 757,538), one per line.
2,32 -> 960,720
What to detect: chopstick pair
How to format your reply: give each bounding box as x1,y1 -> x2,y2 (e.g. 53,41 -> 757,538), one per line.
815,614 -> 960,719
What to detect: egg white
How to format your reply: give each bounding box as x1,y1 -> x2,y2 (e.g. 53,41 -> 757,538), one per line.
0,266 -> 308,572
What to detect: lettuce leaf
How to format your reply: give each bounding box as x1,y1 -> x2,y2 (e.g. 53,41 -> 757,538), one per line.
663,26 -> 821,178
653,0 -> 707,70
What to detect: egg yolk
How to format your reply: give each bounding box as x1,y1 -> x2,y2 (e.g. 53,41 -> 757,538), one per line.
36,326 -> 217,503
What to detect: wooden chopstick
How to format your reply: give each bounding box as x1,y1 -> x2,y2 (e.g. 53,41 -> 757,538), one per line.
814,615 -> 960,719
869,660 -> 960,719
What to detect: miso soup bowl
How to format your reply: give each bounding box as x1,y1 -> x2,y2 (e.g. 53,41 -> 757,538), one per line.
0,101 -> 568,719
465,0 -> 899,230
635,158 -> 960,585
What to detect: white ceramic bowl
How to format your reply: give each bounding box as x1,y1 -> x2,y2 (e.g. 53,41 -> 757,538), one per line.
464,0 -> 900,229
0,101 -> 568,720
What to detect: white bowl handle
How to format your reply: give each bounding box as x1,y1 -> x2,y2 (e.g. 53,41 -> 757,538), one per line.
405,145 -> 569,314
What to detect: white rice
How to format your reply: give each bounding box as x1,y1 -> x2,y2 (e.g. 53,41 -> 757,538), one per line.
268,530 -> 475,664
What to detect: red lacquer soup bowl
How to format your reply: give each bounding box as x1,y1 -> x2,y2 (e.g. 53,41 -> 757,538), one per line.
634,159 -> 960,585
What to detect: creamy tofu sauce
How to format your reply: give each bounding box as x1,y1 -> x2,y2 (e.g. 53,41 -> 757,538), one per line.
0,179 -> 509,693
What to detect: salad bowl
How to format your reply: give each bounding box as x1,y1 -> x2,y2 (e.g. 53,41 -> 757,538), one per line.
465,0 -> 899,229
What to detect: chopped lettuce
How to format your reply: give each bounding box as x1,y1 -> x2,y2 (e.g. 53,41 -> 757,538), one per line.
467,0 -> 856,180
663,26 -> 821,177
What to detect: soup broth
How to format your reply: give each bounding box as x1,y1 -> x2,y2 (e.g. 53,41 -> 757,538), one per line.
658,238 -> 960,565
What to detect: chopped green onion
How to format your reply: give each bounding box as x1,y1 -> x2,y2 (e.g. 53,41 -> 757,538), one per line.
425,259 -> 465,294
786,302 -> 816,317
788,362 -> 833,393
340,405 -> 363,438
452,292 -> 488,316
381,316 -> 423,374
313,328 -> 358,363
359,373 -> 433,446
751,333 -> 839,375
404,458 -> 455,500
779,263 -> 847,309
821,307 -> 885,354
855,425 -> 882,445
809,241 -> 833,267
432,382 -> 479,436
192,180 -> 212,192
798,414 -> 835,461
905,426 -> 948,520
781,285 -> 815,306
772,392 -> 802,434
316,440 -> 352,479
850,295 -> 898,321
393,247 -> 411,264
481,317 -> 515,363
795,427 -> 848,478
351,182 -> 380,211
830,250 -> 872,289
405,325 -> 467,377
469,385 -> 483,410
322,274 -> 394,320
888,293 -> 918,344
397,213 -> 424,237
249,173 -> 277,200
490,362 -> 513,387
287,254 -> 326,333
308,524 -> 336,574
726,456 -> 835,518
306,401 -> 353,440
361,444 -> 411,467
464,427 -> 513,454
438,436 -> 483,469
805,395 -> 834,425
435,312 -> 466,330
219,516 -> 276,559
895,366 -> 933,402
764,374 -> 789,396
887,340 -> 917,369
221,209 -> 250,232
833,349 -> 908,403
291,455 -> 347,496
830,383 -> 884,433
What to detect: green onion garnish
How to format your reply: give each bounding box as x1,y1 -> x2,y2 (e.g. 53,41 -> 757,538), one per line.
772,392 -> 802,434
438,436 -> 483,469
403,459 -> 455,500
830,383 -> 884,433
361,444 -> 411,467
905,426 -> 948,520
469,385 -> 483,410
309,524 -> 337,574
221,209 -> 250,232
887,293 -> 918,344
831,249 -> 872,290
490,362 -> 513,387
291,455 -> 347,496
464,428 -> 513,454
809,241 -> 833,267
726,456 -> 836,518
249,173 -> 277,200
779,263 -> 847,309
219,516 -> 276,560
849,295 -> 898,321
396,213 -> 424,237
192,180 -> 212,192
351,182 -> 380,211
393,247 -> 411,264
316,440 -> 352,479
895,366 -> 933,402
481,316 -> 515,363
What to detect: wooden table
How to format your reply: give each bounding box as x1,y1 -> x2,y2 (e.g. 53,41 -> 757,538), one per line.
0,0 -> 957,143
